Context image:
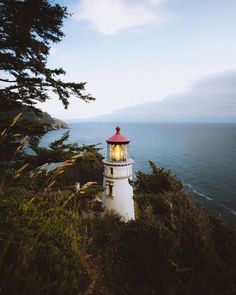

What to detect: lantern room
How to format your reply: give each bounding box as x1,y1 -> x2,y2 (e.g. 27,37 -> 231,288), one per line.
106,126 -> 130,162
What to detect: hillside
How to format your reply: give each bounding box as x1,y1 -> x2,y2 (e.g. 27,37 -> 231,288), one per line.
0,106 -> 69,135
0,156 -> 235,295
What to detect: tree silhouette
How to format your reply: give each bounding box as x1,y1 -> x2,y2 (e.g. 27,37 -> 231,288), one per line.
0,0 -> 95,112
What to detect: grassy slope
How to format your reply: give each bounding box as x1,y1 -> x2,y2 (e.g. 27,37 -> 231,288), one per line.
0,159 -> 236,295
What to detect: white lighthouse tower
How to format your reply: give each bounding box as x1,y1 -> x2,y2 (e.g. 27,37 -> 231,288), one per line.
102,126 -> 135,221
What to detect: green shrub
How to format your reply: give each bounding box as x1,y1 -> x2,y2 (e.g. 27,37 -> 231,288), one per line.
78,162 -> 236,295
0,188 -> 89,295
133,161 -> 182,195
79,216 -> 176,295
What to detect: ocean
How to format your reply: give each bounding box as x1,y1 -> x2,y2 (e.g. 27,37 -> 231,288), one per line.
41,122 -> 236,224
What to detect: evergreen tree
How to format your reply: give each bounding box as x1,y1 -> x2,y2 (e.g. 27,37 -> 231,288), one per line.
0,0 -> 94,112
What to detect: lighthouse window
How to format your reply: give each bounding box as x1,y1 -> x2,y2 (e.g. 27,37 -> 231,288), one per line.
110,167 -> 113,175
105,181 -> 113,197
109,185 -> 113,196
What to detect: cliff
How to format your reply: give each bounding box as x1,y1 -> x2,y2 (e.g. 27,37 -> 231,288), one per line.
0,106 -> 69,135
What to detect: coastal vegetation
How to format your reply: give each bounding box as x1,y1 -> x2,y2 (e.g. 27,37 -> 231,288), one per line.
0,1 -> 236,294
0,152 -> 236,295
79,162 -> 236,295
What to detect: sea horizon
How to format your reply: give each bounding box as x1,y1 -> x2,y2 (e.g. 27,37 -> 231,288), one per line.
41,121 -> 236,224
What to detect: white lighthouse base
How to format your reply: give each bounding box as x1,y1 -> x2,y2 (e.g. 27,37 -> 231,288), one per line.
102,160 -> 135,221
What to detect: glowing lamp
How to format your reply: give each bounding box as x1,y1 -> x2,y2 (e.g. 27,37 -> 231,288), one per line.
112,144 -> 124,161
106,126 -> 130,162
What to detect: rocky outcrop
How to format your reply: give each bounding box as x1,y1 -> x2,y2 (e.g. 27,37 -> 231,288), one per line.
50,118 -> 69,130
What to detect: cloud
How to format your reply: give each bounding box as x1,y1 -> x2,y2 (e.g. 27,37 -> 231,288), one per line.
92,70 -> 236,122
75,0 -> 162,35
149,0 -> 164,4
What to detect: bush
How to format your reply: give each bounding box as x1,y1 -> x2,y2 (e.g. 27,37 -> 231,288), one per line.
0,188 -> 90,295
133,161 -> 182,195
78,162 -> 236,295
79,215 -> 176,295
54,151 -> 104,188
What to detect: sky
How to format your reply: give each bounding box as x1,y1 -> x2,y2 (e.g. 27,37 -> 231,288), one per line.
40,0 -> 236,121
94,70 -> 236,122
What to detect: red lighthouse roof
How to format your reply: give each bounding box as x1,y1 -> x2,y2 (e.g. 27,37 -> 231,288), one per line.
106,126 -> 130,143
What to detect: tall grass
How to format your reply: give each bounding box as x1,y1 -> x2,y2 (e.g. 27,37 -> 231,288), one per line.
0,115 -> 103,294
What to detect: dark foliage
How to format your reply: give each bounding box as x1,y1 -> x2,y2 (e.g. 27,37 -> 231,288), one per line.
0,188 -> 90,295
1,154 -> 236,295
133,160 -> 182,194
24,131 -> 101,169
0,0 -> 94,112
80,216 -> 176,295
1,128 -> 99,165
79,162 -> 236,295
55,150 -> 104,187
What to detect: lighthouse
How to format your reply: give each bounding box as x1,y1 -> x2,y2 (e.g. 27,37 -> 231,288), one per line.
102,126 -> 135,221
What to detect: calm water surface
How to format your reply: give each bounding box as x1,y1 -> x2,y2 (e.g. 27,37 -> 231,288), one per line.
41,122 -> 236,223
